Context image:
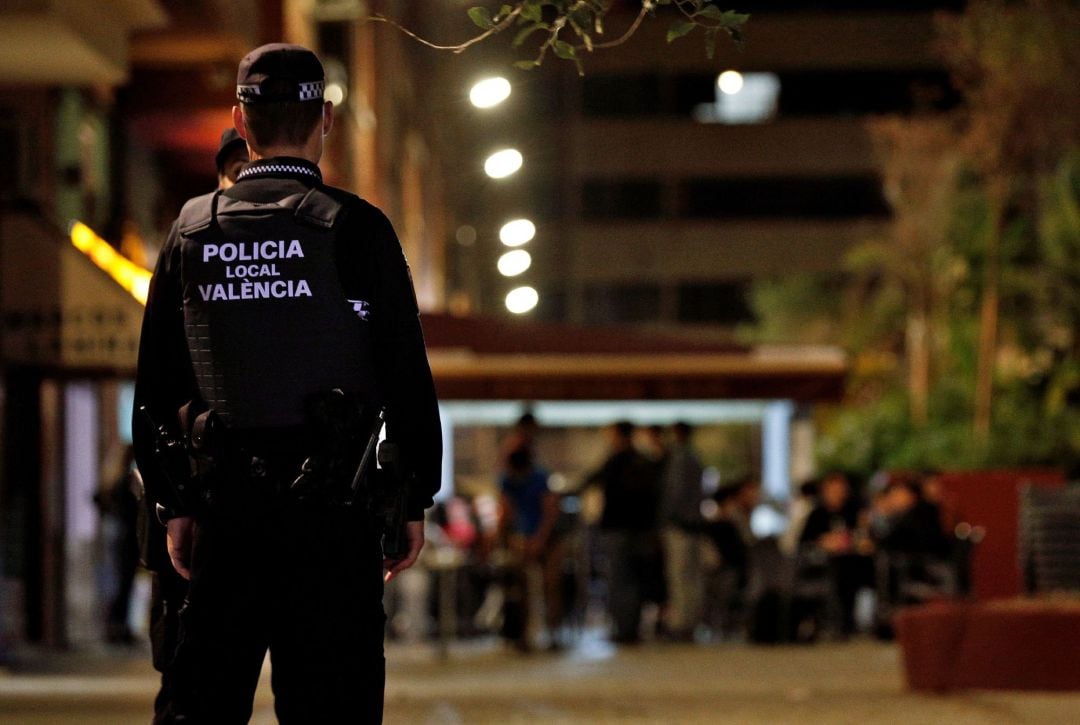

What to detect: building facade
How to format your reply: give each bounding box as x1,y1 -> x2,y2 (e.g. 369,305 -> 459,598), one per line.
436,1 -> 961,328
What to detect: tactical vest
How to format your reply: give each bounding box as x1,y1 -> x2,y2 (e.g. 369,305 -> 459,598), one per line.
176,188 -> 376,430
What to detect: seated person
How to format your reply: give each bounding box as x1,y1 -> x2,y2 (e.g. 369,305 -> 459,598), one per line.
871,475 -> 953,636
797,472 -> 874,636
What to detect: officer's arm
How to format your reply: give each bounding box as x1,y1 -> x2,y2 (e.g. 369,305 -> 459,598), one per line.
131,224 -> 197,518
369,212 -> 443,520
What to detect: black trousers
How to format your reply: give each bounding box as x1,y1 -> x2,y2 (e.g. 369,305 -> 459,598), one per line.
154,499 -> 386,724
150,563 -> 189,721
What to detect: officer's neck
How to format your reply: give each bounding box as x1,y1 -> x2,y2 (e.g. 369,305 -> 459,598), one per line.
248,146 -> 321,165
248,132 -> 323,166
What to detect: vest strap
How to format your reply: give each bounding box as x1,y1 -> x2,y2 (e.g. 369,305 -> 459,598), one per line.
178,188 -> 343,234
295,187 -> 344,230
177,191 -> 221,238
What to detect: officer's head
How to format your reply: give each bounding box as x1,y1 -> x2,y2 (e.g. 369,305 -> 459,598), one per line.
215,128 -> 248,190
232,43 -> 333,160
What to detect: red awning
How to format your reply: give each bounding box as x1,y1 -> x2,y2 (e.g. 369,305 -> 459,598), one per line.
421,313 -> 846,402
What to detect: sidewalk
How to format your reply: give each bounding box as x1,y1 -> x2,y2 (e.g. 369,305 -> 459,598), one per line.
2,637 -> 1078,723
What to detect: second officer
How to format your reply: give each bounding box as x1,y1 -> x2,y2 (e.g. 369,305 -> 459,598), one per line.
132,42 -> 442,723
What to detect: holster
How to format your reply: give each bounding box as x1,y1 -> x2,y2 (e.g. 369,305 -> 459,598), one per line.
178,400 -> 225,507
290,389 -> 374,506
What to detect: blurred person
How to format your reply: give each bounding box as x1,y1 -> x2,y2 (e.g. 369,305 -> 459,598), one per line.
722,477 -> 761,550
778,479 -> 819,557
500,411 -> 539,466
658,422 -> 706,641
96,445 -> 140,645
639,424 -> 670,618
920,469 -> 958,536
702,477 -> 761,639
133,44 -> 441,723
873,476 -> 948,557
640,424 -> 669,466
498,447 -> 560,651
705,477 -> 761,581
141,128 -> 250,718
215,127 -> 249,189
587,421 -> 662,644
441,496 -> 480,551
797,472 -> 874,637
871,475 -> 951,637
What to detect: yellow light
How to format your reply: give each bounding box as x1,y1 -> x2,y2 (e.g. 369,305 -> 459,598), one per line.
497,249 -> 532,277
484,148 -> 523,179
470,77 -> 512,109
505,286 -> 538,314
499,218 -> 535,247
718,70 -> 744,95
325,82 -> 346,106
70,221 -> 153,306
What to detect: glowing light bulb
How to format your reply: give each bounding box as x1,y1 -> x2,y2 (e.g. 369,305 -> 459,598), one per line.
499,219 -> 536,247
469,77 -> 512,108
484,148 -> 523,179
497,249 -> 532,277
718,70 -> 744,95
505,286 -> 539,314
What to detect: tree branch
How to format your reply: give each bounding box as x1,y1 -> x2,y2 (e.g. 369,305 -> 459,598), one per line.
369,6 -> 523,54
586,7 -> 649,50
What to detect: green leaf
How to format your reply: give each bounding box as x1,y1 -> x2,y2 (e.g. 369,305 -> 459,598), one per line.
495,4 -> 514,22
569,7 -> 592,31
704,27 -> 719,59
718,11 -> 751,28
667,20 -> 695,43
467,6 -> 494,29
513,59 -> 539,70
554,40 -> 577,60
513,23 -> 547,47
696,6 -> 750,27
727,25 -> 745,50
695,4 -> 724,20
520,1 -> 543,23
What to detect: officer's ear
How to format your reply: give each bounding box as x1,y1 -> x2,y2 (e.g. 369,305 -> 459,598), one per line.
321,101 -> 334,138
232,105 -> 249,142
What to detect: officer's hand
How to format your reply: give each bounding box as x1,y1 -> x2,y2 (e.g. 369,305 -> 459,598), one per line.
167,516 -> 197,581
384,521 -> 425,583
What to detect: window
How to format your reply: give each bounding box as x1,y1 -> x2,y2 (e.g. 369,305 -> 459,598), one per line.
584,284 -> 662,324
585,70 -> 957,120
680,176 -> 889,219
678,281 -> 755,325
0,108 -> 31,201
694,72 -> 781,125
582,179 -> 664,220
582,75 -> 662,117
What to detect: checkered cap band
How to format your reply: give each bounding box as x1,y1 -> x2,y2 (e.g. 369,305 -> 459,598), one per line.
236,80 -> 324,103
298,81 -> 325,101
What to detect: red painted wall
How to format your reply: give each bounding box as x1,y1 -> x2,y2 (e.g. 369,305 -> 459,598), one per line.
937,470 -> 1066,601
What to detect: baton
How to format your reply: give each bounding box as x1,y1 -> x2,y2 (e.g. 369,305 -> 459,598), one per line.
349,408 -> 386,501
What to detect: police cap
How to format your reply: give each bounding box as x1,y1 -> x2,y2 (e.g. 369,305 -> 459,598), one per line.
215,128 -> 246,172
236,43 -> 325,104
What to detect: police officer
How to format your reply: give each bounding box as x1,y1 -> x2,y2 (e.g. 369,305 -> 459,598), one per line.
140,128 -> 251,723
215,127 -> 248,189
133,43 -> 442,723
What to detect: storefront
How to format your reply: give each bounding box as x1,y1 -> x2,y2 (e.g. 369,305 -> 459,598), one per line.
1,208 -> 141,646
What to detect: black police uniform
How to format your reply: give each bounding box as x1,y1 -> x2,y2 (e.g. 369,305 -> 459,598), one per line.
133,152 -> 442,721
138,126 -> 252,721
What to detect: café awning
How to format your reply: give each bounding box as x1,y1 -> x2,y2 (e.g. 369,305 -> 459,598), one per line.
422,313 -> 846,402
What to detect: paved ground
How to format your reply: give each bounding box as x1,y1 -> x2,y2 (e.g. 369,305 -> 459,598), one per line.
1,637 -> 1079,723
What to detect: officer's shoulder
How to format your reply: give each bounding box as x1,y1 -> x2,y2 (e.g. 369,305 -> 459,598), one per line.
317,185 -> 391,228
176,192 -> 218,236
